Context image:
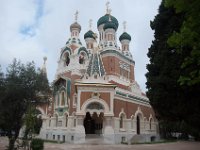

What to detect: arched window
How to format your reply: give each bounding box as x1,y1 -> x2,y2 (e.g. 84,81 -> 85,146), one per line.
73,93 -> 77,107
55,114 -> 58,127
136,115 -> 140,134
149,118 -> 152,130
61,91 -> 65,106
119,113 -> 125,129
65,52 -> 70,66
72,112 -> 76,127
79,52 -> 86,64
74,118 -> 76,127
65,114 -> 68,127
49,117 -> 51,127
86,102 -> 104,110
56,94 -> 59,107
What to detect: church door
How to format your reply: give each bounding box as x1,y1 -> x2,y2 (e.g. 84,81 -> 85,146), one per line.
136,115 -> 140,134
84,112 -> 95,134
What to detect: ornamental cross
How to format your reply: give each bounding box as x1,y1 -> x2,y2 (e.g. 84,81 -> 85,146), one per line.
43,56 -> 47,64
123,21 -> 127,32
108,9 -> 112,21
89,19 -> 92,30
106,1 -> 110,14
75,10 -> 78,22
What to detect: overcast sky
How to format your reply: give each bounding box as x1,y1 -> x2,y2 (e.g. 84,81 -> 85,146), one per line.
0,0 -> 161,92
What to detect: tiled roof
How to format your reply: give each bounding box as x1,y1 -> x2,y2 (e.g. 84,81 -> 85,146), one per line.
86,52 -> 105,76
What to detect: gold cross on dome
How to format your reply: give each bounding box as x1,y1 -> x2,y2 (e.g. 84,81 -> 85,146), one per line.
106,1 -> 110,14
75,10 -> 78,22
123,21 -> 127,32
108,9 -> 112,21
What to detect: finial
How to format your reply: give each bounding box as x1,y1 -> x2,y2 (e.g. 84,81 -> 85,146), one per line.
43,56 -> 47,64
41,56 -> 47,75
108,9 -> 112,21
123,21 -> 127,32
89,19 -> 92,30
74,10 -> 79,22
106,1 -> 110,14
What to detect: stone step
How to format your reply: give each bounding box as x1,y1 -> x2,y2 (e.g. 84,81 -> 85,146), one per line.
83,134 -> 109,145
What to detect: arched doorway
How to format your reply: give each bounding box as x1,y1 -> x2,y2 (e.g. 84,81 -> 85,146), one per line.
83,102 -> 104,135
84,112 -> 94,134
136,115 -> 140,134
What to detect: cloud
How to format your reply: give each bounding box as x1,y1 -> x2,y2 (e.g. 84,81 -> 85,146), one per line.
18,0 -> 45,38
0,0 -> 161,92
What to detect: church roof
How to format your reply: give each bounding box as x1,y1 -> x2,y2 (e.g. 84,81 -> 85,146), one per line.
70,22 -> 81,32
103,21 -> 117,31
97,14 -> 119,29
86,52 -> 105,77
119,32 -> 131,41
84,30 -> 95,39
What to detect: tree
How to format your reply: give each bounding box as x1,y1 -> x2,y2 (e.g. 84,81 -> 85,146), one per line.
0,59 -> 50,150
165,0 -> 200,86
146,0 -> 200,139
146,1 -> 184,120
165,0 -> 200,139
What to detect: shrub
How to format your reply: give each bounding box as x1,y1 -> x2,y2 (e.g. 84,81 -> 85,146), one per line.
30,138 -> 44,150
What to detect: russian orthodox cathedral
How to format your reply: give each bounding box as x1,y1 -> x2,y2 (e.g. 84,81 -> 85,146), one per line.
39,3 -> 159,144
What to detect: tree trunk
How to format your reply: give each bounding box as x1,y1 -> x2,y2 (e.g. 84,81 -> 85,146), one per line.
8,137 -> 16,150
8,128 -> 20,150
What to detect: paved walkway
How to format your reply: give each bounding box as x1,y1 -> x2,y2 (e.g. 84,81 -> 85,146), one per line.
1,137 -> 200,150
44,141 -> 200,150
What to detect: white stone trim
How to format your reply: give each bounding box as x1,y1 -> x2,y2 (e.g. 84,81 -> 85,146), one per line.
36,106 -> 45,115
134,106 -> 144,120
149,114 -> 153,121
81,97 -> 110,114
101,51 -> 134,66
77,86 -> 115,92
115,94 -> 151,107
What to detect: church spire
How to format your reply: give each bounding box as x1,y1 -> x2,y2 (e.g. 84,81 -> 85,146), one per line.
70,10 -> 81,36
74,10 -> 78,22
123,21 -> 127,32
119,21 -> 131,51
89,19 -> 92,30
108,9 -> 112,21
41,56 -> 47,76
106,1 -> 110,14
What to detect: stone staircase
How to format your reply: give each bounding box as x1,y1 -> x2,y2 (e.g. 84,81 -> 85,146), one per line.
130,134 -> 146,143
84,134 -> 108,145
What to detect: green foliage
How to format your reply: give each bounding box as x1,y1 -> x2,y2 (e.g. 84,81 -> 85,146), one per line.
165,0 -> 200,86
31,138 -> 44,150
146,1 -> 184,120
146,0 -> 200,140
23,103 -> 37,140
0,58 -> 50,150
34,117 -> 42,134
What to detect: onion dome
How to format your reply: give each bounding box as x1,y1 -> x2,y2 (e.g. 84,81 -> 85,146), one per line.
103,21 -> 117,31
119,32 -> 131,41
70,22 -> 81,32
84,30 -> 95,39
97,14 -> 119,29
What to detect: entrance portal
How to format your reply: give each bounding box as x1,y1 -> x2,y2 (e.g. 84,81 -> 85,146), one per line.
83,112 -> 104,135
136,115 -> 140,134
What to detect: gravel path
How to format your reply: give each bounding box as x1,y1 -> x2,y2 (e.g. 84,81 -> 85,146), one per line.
1,137 -> 200,150
44,141 -> 200,150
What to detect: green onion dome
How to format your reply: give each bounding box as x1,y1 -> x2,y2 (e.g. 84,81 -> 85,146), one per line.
97,14 -> 119,29
119,32 -> 131,41
103,21 -> 117,31
84,30 -> 95,39
70,22 -> 81,32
